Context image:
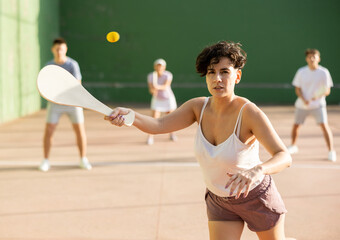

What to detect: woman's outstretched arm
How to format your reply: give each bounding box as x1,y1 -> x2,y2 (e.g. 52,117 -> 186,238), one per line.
105,98 -> 204,134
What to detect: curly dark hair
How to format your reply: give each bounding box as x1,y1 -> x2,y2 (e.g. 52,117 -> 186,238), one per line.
196,41 -> 247,77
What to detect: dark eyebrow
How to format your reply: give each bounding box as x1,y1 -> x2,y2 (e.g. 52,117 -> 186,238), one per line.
207,67 -> 231,71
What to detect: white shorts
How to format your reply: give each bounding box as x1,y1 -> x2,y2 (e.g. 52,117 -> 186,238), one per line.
151,96 -> 177,112
46,103 -> 84,124
294,107 -> 327,124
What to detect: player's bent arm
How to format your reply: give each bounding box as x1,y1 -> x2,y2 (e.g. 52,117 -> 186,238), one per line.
147,82 -> 156,95
295,87 -> 303,99
295,87 -> 309,104
245,103 -> 292,175
324,87 -> 331,97
133,98 -> 200,134
312,87 -> 331,100
225,103 -> 292,198
153,79 -> 172,91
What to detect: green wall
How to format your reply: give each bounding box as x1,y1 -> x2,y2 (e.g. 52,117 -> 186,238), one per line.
0,0 -> 339,124
0,0 -> 59,123
59,0 -> 339,105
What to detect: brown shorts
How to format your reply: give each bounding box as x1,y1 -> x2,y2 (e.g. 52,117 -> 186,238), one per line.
205,175 -> 287,232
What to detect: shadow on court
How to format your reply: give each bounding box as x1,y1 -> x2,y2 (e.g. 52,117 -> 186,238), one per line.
0,105 -> 339,240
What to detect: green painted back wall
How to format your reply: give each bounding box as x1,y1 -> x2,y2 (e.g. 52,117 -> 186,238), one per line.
0,0 -> 59,123
1,0 -> 339,124
60,0 -> 339,105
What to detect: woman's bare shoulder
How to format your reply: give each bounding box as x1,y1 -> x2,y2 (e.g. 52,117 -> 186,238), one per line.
238,98 -> 268,123
233,96 -> 262,118
187,97 -> 207,108
183,97 -> 208,121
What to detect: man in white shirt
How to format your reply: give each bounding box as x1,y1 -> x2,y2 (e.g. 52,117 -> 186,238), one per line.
287,49 -> 336,162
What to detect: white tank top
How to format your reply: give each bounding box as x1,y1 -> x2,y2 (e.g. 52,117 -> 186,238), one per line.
194,97 -> 264,197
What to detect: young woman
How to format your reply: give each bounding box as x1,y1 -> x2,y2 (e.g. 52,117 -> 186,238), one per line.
105,41 -> 292,240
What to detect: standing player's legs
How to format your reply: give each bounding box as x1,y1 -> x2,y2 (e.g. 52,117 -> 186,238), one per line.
290,124 -> 300,146
320,123 -> 336,161
288,108 -> 308,154
72,123 -> 87,157
43,123 -> 58,159
320,123 -> 333,151
40,123 -> 58,171
39,103 -> 63,171
313,107 -> 337,161
68,107 -> 92,169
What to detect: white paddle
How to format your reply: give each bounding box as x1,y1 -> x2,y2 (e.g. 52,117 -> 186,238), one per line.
152,71 -> 158,96
37,65 -> 135,126
313,85 -> 327,100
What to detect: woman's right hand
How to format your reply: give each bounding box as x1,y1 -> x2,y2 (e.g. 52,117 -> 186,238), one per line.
104,107 -> 132,127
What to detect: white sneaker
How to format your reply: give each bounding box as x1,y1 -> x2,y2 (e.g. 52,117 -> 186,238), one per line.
39,159 -> 50,172
287,145 -> 299,154
170,134 -> 178,142
328,151 -> 337,162
147,136 -> 154,145
80,157 -> 92,170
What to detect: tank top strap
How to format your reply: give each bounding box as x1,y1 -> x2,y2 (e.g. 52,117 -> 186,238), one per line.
233,102 -> 250,137
199,97 -> 210,124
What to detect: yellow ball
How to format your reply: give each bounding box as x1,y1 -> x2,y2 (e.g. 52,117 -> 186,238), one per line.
106,31 -> 120,43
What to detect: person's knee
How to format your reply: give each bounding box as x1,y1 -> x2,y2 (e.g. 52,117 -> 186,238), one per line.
73,123 -> 86,136
293,124 -> 300,130
45,124 -> 57,136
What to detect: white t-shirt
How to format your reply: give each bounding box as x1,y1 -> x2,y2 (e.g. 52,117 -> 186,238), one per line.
292,65 -> 333,109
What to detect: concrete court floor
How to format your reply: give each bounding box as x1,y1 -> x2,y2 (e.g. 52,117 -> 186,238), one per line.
0,105 -> 339,240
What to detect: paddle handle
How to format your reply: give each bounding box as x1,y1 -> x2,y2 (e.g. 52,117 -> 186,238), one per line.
96,104 -> 135,127
79,96 -> 135,127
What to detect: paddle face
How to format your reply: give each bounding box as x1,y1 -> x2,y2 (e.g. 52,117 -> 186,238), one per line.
314,85 -> 327,99
37,65 -> 134,126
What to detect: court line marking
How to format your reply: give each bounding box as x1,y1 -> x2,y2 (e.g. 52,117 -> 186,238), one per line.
0,161 -> 339,169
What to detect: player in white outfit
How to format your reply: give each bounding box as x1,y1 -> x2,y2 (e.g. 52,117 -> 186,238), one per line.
287,49 -> 336,162
146,59 -> 177,145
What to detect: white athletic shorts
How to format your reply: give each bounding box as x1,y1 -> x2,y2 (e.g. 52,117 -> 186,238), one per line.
46,103 -> 84,124
294,107 -> 327,124
151,96 -> 177,112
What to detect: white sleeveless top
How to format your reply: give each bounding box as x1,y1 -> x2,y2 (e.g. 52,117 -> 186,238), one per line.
194,97 -> 264,197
